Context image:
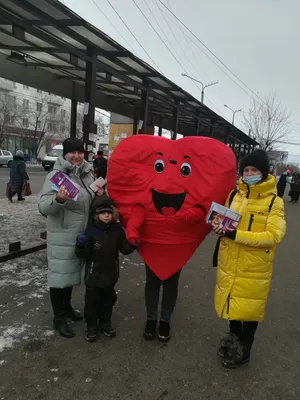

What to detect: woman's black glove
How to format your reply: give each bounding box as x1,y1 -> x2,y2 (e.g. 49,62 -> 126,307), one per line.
224,230 -> 237,240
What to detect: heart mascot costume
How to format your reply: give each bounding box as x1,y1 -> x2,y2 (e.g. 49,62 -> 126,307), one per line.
107,135 -> 237,280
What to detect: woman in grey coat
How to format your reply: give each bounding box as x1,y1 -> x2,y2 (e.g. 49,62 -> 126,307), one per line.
39,138 -> 95,338
8,150 -> 28,202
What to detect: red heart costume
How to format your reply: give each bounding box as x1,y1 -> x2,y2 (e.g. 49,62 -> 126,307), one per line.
107,135 -> 237,280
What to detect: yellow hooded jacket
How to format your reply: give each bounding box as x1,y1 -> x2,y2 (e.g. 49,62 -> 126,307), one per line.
214,175 -> 286,322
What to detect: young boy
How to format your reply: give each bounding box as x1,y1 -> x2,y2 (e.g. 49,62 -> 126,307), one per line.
75,195 -> 136,342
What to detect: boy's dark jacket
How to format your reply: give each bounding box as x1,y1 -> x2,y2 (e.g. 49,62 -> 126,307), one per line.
75,195 -> 136,287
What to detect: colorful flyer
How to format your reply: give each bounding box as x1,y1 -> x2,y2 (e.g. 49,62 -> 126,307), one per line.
206,202 -> 241,231
50,171 -> 80,201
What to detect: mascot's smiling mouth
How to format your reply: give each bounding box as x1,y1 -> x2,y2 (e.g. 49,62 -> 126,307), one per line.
151,189 -> 187,216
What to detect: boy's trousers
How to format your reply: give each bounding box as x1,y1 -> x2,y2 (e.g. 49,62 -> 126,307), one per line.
84,286 -> 117,326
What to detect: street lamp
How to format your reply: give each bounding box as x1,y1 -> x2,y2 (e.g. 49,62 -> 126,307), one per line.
224,104 -> 242,125
181,73 -> 218,104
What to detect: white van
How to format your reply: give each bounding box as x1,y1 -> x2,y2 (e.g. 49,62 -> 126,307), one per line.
42,144 -> 63,171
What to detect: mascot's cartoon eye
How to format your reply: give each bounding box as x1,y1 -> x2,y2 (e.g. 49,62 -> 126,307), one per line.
180,162 -> 192,177
154,159 -> 165,173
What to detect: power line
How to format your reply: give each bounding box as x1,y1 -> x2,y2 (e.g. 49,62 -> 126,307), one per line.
133,0 -> 225,118
90,0 -> 136,54
131,0 -> 187,72
153,1 -> 252,118
163,0 -> 229,108
155,0 -> 266,106
157,1 -> 226,118
104,0 -> 163,73
132,1 -> 201,90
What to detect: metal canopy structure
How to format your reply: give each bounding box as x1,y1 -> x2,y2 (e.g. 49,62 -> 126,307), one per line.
0,0 -> 257,153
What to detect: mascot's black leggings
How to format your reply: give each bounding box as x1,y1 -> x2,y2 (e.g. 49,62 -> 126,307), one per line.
145,265 -> 181,323
230,320 -> 258,347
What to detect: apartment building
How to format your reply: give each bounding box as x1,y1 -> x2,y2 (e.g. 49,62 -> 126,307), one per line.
0,77 -> 85,159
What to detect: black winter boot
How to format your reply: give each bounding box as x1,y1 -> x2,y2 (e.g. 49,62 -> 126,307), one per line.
85,325 -> 98,342
50,287 -> 75,339
65,286 -> 83,321
143,320 -> 157,341
101,321 -> 116,338
158,321 -> 171,343
218,332 -> 239,358
67,308 -> 83,321
53,316 -> 75,338
222,340 -> 251,368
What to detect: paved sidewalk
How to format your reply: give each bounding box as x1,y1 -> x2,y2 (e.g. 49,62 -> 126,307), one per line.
0,197 -> 299,400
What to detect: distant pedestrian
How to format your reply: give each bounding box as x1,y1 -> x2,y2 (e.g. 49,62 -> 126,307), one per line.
75,195 -> 136,342
213,150 -> 286,368
7,150 -> 28,202
93,150 -> 108,179
289,172 -> 300,203
38,138 -> 95,339
277,169 -> 291,197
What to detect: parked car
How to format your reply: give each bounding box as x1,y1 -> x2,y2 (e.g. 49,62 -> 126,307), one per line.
42,144 -> 63,171
0,149 -> 13,167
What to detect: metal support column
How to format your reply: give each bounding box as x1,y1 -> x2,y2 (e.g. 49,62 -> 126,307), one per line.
140,80 -> 149,134
237,143 -> 242,163
70,98 -> 77,138
241,144 -> 246,158
133,109 -> 138,135
210,120 -> 216,138
195,117 -> 201,136
158,125 -> 163,136
171,104 -> 179,140
231,138 -> 236,151
83,48 -> 97,161
224,127 -> 230,144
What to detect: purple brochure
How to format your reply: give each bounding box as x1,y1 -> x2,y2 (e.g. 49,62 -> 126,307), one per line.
50,171 -> 80,201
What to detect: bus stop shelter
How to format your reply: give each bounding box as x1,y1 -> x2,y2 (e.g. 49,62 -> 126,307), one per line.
0,0 -> 258,160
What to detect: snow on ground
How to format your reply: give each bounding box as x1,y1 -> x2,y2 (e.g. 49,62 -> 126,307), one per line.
0,196 -> 50,357
0,195 -> 46,254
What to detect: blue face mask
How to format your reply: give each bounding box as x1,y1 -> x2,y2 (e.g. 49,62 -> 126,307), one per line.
243,175 -> 262,186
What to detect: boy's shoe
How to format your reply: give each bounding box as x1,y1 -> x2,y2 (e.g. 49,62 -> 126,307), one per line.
17,197 -> 25,201
53,317 -> 75,339
67,307 -> 83,322
218,332 -> 238,358
158,321 -> 170,343
101,321 -> 116,338
222,341 -> 251,369
143,320 -> 157,341
85,325 -> 98,342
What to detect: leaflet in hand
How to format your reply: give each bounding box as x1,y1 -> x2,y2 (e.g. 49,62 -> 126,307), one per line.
206,202 -> 241,231
50,171 -> 80,201
89,177 -> 106,193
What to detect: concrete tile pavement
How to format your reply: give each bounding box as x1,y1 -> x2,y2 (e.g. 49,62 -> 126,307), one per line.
0,197 -> 299,399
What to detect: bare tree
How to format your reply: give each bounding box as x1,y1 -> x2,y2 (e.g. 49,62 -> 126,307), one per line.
18,93 -> 69,158
0,91 -> 22,147
95,114 -> 108,138
244,94 -> 291,151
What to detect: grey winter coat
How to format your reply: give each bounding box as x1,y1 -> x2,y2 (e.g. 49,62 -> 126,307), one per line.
39,156 -> 95,288
9,156 -> 27,193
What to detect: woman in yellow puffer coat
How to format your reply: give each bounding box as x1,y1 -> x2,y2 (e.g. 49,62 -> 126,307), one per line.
212,150 -> 286,368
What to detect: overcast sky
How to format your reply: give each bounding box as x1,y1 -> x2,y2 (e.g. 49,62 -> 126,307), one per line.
61,0 -> 300,157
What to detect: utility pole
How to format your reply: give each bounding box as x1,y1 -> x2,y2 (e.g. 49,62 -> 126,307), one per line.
181,73 -> 218,104
224,104 -> 242,125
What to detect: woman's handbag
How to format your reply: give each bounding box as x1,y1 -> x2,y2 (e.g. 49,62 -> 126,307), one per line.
22,182 -> 32,196
6,182 -> 11,197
